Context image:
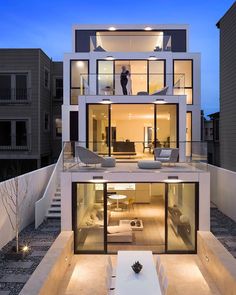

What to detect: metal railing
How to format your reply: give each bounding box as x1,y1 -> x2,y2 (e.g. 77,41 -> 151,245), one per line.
90,34 -> 172,52
62,141 -> 208,172
0,88 -> 31,103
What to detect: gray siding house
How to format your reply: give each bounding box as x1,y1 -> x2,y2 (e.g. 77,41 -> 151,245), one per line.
0,49 -> 62,180
217,2 -> 236,172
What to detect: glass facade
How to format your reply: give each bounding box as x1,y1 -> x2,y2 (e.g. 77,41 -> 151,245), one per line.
88,103 -> 177,157
88,104 -> 109,155
97,60 -> 165,95
73,182 -> 198,254
173,60 -> 193,104
73,183 -> 105,252
167,183 -> 197,252
70,60 -> 89,104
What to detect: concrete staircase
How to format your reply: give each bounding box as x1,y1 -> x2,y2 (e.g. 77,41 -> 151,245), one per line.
46,186 -> 61,219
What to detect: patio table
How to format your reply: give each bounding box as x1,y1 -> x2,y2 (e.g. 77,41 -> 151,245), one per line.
115,251 -> 162,295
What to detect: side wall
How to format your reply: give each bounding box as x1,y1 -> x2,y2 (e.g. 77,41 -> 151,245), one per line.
219,3 -> 236,172
0,165 -> 54,249
209,164 -> 236,222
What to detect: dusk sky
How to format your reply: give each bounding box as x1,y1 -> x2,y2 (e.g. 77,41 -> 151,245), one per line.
1,0 -> 234,115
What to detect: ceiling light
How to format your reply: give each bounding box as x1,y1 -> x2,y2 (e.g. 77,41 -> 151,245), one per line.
144,26 -> 152,31
106,56 -> 114,60
89,176 -> 108,183
100,98 -> 112,104
164,176 -> 182,183
108,26 -> 116,31
148,56 -> 157,61
153,98 -> 166,104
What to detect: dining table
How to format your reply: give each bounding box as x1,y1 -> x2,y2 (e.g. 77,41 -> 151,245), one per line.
108,194 -> 127,211
114,251 -> 162,295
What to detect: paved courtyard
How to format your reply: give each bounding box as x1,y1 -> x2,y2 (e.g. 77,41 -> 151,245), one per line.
0,219 -> 60,295
0,207 -> 236,294
210,207 -> 236,258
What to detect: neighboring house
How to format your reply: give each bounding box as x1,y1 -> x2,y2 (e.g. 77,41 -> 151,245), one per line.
217,2 -> 236,172
0,49 -> 63,180
60,24 -> 210,255
205,112 -> 220,166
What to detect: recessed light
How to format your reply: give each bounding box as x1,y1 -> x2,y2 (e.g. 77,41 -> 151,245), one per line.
100,98 -> 112,104
144,26 -> 152,31
153,98 -> 166,104
108,26 -> 116,31
106,56 -> 115,60
148,56 -> 157,61
164,176 -> 182,183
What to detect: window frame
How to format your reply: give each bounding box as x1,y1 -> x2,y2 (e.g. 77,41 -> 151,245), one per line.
53,76 -> 63,100
173,59 -> 193,105
44,67 -> 50,89
70,59 -> 89,105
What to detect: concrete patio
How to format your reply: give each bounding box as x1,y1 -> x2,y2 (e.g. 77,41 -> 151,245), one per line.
58,254 -> 221,295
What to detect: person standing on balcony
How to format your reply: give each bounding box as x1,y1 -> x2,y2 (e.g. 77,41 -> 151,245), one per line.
120,66 -> 130,95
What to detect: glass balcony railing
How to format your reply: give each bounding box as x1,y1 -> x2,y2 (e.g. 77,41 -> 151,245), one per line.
90,34 -> 172,52
62,141 -> 208,172
71,74 -> 185,102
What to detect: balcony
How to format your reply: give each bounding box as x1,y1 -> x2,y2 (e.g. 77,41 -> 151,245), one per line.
71,73 -> 185,104
90,33 -> 172,52
62,141 -> 208,172
0,88 -> 31,104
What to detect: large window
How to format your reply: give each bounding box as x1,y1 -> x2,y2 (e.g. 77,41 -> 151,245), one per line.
156,105 -> 177,148
71,60 -> 89,104
173,60 -> 193,104
97,60 -> 165,95
0,120 -> 28,149
73,183 -> 105,253
54,77 -> 63,100
88,104 -> 109,155
186,112 -> 192,157
0,73 -> 28,101
88,103 -> 177,157
167,183 -> 197,252
73,182 -> 198,254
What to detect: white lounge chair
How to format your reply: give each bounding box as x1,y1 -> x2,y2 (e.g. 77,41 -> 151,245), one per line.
154,148 -> 179,164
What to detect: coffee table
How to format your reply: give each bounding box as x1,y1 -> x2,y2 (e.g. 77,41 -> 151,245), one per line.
119,219 -> 143,231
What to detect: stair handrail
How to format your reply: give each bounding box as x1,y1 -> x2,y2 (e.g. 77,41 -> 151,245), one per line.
35,144 -> 65,228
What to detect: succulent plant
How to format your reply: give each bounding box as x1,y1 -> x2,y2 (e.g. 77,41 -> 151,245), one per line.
131,261 -> 143,273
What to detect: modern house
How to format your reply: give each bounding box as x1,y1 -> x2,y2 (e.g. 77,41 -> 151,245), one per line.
62,25 -> 201,161
217,2 -> 236,172
60,24 -> 210,255
0,49 -> 63,180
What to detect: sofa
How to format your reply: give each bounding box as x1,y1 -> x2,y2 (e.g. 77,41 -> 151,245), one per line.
107,225 -> 133,243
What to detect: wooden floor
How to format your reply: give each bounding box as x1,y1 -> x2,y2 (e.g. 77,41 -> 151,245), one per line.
58,254 -> 221,295
76,194 -> 193,253
108,195 -> 165,253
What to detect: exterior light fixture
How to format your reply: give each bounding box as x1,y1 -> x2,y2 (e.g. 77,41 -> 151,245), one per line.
106,56 -> 115,60
89,176 -> 107,183
108,26 -> 116,31
22,245 -> 30,252
100,98 -> 112,104
153,98 -> 166,104
164,176 -> 182,183
205,255 -> 209,262
144,26 -> 152,31
148,56 -> 157,61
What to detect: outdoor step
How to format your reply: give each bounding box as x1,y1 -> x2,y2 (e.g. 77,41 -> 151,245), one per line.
51,203 -> 61,208
48,208 -> 61,213
54,192 -> 61,197
46,212 -> 61,219
53,197 -> 61,201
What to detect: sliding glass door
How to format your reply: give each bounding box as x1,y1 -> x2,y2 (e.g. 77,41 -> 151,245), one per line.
73,183 -> 106,253
87,103 -> 178,157
73,182 -> 198,254
97,60 -> 165,95
166,183 -> 198,252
